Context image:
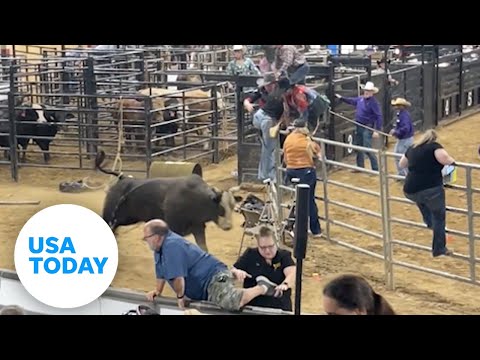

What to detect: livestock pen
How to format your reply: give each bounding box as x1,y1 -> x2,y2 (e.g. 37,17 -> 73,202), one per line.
1,113 -> 480,314
0,50 -> 237,181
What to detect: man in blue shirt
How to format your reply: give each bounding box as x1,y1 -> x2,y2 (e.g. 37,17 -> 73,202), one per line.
143,219 -> 279,312
336,81 -> 383,171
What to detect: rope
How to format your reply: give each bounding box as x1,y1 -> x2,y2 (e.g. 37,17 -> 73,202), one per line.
329,109 -> 392,138
219,84 -> 227,151
109,95 -> 125,180
80,96 -> 126,191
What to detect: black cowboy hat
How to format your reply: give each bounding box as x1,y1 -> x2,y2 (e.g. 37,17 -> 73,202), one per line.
277,76 -> 291,90
256,72 -> 277,87
293,118 -> 307,128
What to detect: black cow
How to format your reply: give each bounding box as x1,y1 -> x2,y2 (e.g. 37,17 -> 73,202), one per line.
155,98 -> 179,147
0,104 -> 62,163
95,150 -> 243,252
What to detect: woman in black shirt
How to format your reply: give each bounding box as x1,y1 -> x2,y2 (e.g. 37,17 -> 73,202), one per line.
398,129 -> 455,257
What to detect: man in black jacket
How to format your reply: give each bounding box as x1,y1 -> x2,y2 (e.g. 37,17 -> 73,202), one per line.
244,73 -> 286,182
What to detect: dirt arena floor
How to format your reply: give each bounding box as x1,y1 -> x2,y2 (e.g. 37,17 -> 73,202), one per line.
1,113 -> 480,315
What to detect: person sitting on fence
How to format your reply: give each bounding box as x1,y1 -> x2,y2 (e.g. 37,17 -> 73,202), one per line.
226,45 -> 261,92
143,219 -> 280,312
273,45 -> 310,86
335,81 -> 383,172
322,274 -> 396,315
226,45 -> 261,77
244,72 -> 286,182
280,80 -> 331,137
399,129 -> 455,257
377,58 -> 399,86
283,118 -> 322,237
231,225 -> 296,311
390,97 -> 415,178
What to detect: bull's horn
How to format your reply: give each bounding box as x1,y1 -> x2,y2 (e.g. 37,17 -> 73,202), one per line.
211,186 -> 222,194
229,186 -> 241,193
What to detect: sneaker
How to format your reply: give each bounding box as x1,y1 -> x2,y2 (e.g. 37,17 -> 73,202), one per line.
256,276 -> 278,296
445,249 -> 454,256
308,230 -> 322,239
433,248 -> 454,257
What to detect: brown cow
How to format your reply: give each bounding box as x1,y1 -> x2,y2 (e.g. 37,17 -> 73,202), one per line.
137,87 -> 225,151
112,95 -> 179,153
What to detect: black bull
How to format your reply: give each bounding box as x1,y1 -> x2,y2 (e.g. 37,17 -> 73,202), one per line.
95,151 -> 243,252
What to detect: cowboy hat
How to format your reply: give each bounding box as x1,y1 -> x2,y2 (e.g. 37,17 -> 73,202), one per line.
257,72 -> 277,87
232,45 -> 244,51
391,97 -> 411,107
293,118 -> 307,128
361,81 -> 379,93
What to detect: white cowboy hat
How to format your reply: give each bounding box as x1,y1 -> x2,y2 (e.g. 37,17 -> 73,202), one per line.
232,45 -> 244,51
361,81 -> 379,93
391,97 -> 411,107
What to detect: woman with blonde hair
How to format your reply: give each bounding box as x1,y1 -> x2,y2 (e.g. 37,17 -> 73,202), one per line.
399,129 -> 455,257
282,118 -> 322,237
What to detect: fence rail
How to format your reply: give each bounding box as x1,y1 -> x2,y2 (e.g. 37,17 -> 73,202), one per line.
234,46 -> 480,183
0,51 -> 239,181
273,134 -> 480,290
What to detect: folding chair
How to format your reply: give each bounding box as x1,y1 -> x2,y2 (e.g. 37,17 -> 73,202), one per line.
238,207 -> 264,257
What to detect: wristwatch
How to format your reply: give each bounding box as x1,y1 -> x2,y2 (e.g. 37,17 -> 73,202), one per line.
177,294 -> 185,299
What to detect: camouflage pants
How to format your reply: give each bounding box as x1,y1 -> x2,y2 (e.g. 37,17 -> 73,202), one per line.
207,270 -> 244,312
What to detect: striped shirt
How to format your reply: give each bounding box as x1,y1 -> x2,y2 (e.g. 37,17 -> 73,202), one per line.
275,46 -> 306,73
283,132 -> 320,169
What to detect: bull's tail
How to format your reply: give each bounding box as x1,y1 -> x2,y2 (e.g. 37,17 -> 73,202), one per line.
95,150 -> 123,178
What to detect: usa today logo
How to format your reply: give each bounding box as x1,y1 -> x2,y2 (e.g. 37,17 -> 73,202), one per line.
14,204 -> 119,309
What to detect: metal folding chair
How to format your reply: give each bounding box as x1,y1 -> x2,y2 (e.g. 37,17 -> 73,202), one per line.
238,207 -> 264,257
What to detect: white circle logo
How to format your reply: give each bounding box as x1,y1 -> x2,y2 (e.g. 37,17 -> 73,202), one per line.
14,204 -> 119,309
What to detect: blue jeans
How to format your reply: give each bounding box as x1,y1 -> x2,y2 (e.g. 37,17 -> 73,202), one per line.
288,63 -> 310,85
394,136 -> 413,177
355,125 -> 378,171
286,167 -> 321,235
253,109 -> 276,182
404,185 -> 449,257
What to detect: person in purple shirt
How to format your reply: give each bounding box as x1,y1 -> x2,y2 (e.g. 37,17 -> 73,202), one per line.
335,81 -> 382,171
390,98 -> 415,177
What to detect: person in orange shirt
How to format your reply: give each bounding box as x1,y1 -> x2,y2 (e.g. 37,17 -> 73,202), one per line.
282,118 -> 322,237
